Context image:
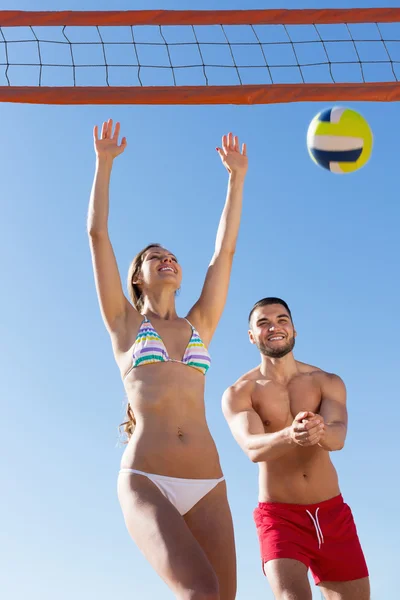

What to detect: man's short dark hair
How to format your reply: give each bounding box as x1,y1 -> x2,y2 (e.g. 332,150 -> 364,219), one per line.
248,297 -> 292,324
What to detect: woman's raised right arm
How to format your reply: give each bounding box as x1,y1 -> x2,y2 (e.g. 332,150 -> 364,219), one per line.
87,119 -> 137,333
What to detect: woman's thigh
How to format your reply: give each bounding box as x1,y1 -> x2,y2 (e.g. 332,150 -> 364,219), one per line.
118,472 -> 219,598
184,481 -> 237,600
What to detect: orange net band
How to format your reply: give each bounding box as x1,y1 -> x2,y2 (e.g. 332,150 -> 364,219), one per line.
1,8 -> 400,27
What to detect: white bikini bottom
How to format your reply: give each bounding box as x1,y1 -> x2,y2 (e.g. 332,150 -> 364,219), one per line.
119,468 -> 225,515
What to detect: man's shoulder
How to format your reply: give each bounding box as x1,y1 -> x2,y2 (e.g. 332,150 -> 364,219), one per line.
230,365 -> 261,388
223,366 -> 260,402
297,361 -> 344,385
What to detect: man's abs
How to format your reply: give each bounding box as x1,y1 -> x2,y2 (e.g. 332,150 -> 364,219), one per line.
258,446 -> 340,504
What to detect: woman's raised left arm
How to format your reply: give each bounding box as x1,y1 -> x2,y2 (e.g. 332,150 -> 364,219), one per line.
188,132 -> 248,343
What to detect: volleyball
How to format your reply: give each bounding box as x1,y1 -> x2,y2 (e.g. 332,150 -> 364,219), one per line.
307,107 -> 373,174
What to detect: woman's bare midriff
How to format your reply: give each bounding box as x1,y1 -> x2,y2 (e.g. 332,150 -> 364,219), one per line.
258,446 -> 341,505
120,361 -> 223,479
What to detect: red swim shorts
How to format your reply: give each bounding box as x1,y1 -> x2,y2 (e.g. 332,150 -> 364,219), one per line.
253,494 -> 368,584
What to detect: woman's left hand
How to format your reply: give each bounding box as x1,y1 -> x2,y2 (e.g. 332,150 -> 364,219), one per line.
217,133 -> 248,177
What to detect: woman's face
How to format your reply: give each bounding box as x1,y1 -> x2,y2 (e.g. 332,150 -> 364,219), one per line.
138,246 -> 182,292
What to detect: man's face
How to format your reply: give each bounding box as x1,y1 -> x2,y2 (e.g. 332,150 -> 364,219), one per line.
249,304 -> 296,358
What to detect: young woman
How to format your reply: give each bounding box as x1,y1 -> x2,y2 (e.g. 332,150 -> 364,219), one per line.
88,119 -> 248,599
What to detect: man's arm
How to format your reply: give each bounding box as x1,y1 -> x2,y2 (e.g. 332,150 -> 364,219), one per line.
317,374 -> 348,451
222,383 -> 321,462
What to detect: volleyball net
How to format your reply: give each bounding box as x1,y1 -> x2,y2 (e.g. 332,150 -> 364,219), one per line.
1,8 -> 399,104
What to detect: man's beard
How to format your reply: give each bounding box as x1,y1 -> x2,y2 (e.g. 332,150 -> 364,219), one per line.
257,336 -> 295,359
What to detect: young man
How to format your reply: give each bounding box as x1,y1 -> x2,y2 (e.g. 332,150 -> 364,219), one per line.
222,297 -> 369,600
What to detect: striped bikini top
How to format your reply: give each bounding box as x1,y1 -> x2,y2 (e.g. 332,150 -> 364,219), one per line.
126,316 -> 211,377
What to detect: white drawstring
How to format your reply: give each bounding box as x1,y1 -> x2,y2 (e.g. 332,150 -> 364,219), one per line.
306,507 -> 324,549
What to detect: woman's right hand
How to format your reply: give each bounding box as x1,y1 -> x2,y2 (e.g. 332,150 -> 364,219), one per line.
93,119 -> 127,161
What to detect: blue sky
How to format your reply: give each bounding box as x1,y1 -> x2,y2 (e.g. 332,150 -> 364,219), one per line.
1,1 -> 399,599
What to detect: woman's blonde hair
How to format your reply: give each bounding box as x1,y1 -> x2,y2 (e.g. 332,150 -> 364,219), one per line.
121,243 -> 161,441
120,401 -> 136,443
127,242 -> 162,312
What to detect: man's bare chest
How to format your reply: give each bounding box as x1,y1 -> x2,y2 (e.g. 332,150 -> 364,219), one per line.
252,376 -> 322,432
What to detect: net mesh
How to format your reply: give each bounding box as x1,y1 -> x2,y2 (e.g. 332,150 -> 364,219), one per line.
1,22 -> 399,87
